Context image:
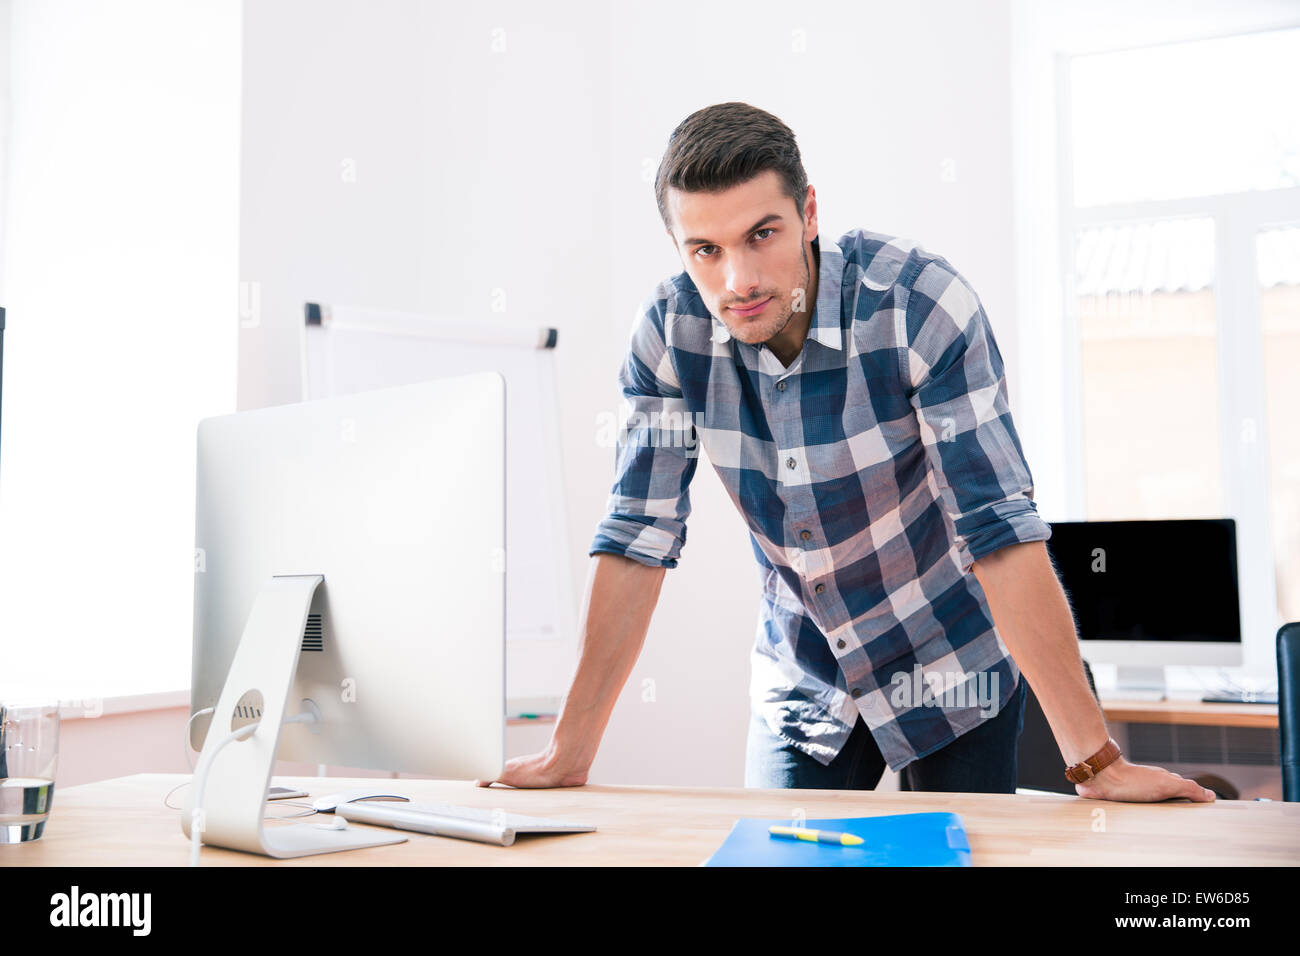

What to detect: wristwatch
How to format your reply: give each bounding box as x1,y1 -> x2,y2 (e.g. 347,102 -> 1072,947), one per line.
1064,738 -> 1122,784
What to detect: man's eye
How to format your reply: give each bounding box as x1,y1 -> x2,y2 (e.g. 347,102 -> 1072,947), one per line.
696,230 -> 774,259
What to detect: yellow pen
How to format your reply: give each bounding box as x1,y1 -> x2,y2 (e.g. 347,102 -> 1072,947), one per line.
769,825 -> 864,846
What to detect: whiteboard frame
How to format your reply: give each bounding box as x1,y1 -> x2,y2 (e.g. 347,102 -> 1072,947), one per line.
299,301 -> 576,718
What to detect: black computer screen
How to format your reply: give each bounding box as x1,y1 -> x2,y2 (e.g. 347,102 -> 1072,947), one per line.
1044,519 -> 1241,643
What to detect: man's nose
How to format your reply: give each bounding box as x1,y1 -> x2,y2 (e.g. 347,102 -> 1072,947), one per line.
725,253 -> 761,300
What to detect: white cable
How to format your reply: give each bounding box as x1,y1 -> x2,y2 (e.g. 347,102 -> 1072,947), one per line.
163,781 -> 314,818
189,708 -> 321,867
183,707 -> 215,773
189,721 -> 257,867
172,706 -> 314,810
282,710 -> 318,730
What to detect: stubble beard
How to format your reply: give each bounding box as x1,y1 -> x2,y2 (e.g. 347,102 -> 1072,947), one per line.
756,239 -> 811,347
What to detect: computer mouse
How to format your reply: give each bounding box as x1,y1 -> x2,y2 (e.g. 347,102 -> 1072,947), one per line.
1192,774 -> 1238,801
310,788 -> 413,813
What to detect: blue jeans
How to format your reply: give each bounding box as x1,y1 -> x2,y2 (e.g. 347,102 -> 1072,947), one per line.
744,674 -> 1028,793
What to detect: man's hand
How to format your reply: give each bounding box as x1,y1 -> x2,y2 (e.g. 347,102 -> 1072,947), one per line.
474,554 -> 666,789
475,748 -> 589,789
1072,756 -> 1216,803
972,541 -> 1217,806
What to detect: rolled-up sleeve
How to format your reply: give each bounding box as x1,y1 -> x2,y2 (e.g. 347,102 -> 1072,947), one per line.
588,289 -> 700,569
900,258 -> 1051,572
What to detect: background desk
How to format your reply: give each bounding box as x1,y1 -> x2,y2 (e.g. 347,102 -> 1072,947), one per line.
10,774 -> 1298,866
1095,696 -> 1281,801
1100,697 -> 1278,730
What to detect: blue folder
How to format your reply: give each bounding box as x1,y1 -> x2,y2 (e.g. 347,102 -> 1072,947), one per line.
704,812 -> 972,867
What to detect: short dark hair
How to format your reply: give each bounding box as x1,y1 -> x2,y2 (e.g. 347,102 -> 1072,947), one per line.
654,102 -> 809,234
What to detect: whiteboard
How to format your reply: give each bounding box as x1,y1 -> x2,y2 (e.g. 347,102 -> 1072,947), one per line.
300,302 -> 576,717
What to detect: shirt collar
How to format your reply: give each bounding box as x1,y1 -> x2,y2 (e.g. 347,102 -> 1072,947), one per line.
710,234 -> 845,351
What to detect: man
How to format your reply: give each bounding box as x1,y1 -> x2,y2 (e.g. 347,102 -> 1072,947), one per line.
479,102 -> 1213,802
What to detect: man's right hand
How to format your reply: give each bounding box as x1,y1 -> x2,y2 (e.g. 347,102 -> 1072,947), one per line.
475,749 -> 589,789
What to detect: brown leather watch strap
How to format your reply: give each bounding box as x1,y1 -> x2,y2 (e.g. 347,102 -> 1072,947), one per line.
1064,738 -> 1122,783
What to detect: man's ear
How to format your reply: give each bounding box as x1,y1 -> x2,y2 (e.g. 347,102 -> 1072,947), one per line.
803,187 -> 819,242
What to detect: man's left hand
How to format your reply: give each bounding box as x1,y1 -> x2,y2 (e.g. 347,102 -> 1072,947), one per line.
1073,756 -> 1216,802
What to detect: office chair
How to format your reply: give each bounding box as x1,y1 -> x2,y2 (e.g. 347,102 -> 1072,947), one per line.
1279,622 -> 1299,802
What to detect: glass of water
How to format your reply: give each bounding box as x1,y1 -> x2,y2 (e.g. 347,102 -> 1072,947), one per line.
0,701 -> 60,843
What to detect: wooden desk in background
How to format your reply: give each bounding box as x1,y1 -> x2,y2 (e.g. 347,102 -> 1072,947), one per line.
9,773 -> 1298,867
1100,698 -> 1278,730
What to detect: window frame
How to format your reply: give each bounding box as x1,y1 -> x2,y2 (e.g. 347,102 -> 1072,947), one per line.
1055,37 -> 1300,645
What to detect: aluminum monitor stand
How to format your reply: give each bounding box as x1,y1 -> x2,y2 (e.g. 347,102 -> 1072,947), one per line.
181,574 -> 406,858
1114,664 -> 1167,701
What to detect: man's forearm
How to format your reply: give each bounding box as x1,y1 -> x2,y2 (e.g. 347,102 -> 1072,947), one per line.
546,553 -> 666,773
971,540 -> 1110,766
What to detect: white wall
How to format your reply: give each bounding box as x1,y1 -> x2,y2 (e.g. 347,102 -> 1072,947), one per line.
237,0 -> 1024,787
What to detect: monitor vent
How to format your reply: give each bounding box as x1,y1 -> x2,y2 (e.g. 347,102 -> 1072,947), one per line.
301,613 -> 323,652
231,689 -> 264,732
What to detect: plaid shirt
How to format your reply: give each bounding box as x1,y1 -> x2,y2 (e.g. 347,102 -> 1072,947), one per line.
589,228 -> 1052,771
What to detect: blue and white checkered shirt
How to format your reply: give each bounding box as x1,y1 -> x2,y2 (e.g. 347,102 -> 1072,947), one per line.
589,228 -> 1052,771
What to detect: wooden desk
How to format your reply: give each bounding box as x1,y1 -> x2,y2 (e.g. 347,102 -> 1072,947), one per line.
1100,697 -> 1278,730
9,773 -> 1298,866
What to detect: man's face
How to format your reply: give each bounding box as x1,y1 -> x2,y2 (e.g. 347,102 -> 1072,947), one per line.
666,169 -> 817,347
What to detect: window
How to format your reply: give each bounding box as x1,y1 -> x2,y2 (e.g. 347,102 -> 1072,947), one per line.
0,4 -> 240,703
1073,218 -> 1223,520
1257,225 -> 1300,622
1070,29 -> 1300,207
1061,27 -> 1300,638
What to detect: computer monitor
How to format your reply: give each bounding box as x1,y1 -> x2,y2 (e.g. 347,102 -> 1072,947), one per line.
184,373 -> 505,858
1045,518 -> 1243,697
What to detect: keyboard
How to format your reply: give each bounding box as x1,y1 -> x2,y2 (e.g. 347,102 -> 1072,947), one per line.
333,799 -> 596,847
401,801 -> 594,830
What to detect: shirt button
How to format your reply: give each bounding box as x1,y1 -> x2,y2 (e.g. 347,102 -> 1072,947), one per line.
851,688 -> 863,699
776,380 -> 786,391
786,457 -> 796,469
815,583 -> 825,594
799,530 -> 812,541
837,639 -> 846,649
